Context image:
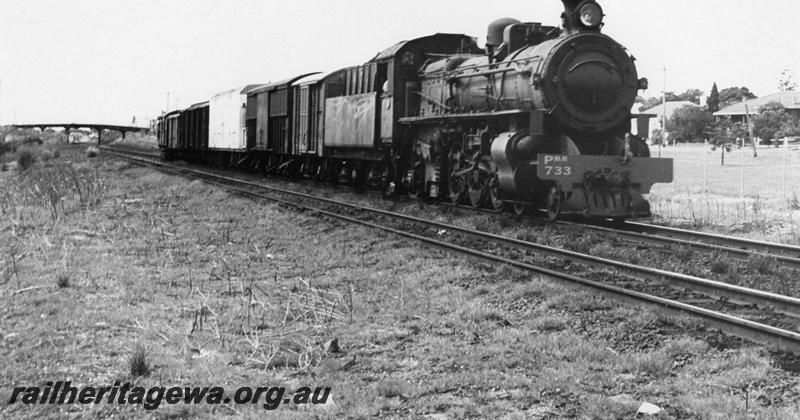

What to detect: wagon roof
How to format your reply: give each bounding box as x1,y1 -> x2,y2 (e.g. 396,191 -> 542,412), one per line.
187,101 -> 209,110
291,69 -> 347,87
248,73 -> 321,95
371,33 -> 477,62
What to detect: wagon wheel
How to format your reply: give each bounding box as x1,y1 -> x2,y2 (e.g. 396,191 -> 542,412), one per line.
368,163 -> 388,191
407,154 -> 425,199
486,171 -> 505,212
446,150 -> 467,204
313,160 -> 326,181
327,161 -> 341,184
466,167 -> 487,208
352,164 -> 368,191
339,164 -> 353,186
546,186 -> 563,221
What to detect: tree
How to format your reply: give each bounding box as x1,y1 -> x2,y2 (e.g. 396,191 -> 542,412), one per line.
706,83 -> 720,113
638,96 -> 663,112
676,89 -> 703,104
712,118 -> 742,142
718,86 -> 757,108
778,68 -> 798,91
753,101 -> 800,142
668,105 -> 714,142
637,89 -> 704,112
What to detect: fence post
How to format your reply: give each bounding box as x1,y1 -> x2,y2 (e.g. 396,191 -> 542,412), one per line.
673,142 -> 677,191
740,139 -> 745,200
784,137 -> 789,199
703,139 -> 708,194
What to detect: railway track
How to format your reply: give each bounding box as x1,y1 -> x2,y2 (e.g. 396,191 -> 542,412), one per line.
101,146 -> 800,354
102,145 -> 800,267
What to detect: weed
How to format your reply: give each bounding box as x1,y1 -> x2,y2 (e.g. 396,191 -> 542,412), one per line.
774,269 -> 796,296
789,192 -> 800,210
709,253 -> 732,274
86,146 -> 100,158
53,149 -> 61,159
374,378 -> 408,399
459,301 -> 506,324
661,337 -> 708,358
531,314 -> 568,332
1,162 -> 7,172
746,254 -> 775,275
570,236 -> 593,254
671,245 -> 695,263
621,350 -> 671,377
515,230 -> 538,242
129,344 -> 151,377
56,273 -> 70,288
471,215 -> 501,234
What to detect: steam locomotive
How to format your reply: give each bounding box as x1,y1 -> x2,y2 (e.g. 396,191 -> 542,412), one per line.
157,0 -> 673,220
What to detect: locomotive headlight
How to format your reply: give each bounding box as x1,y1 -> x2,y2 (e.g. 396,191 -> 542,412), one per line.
578,2 -> 604,28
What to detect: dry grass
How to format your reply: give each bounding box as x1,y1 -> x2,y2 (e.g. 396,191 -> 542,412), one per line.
648,143 -> 800,243
0,144 -> 798,418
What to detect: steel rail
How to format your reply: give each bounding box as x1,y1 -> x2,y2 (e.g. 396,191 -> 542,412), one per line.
102,148 -> 800,353
624,220 -> 800,256
557,220 -> 800,267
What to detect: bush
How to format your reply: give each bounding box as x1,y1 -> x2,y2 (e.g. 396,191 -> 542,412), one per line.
23,136 -> 43,145
0,141 -> 16,157
86,146 -> 99,158
16,148 -> 36,171
40,149 -> 54,162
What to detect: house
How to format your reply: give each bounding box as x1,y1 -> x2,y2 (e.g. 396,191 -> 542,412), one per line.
714,91 -> 800,123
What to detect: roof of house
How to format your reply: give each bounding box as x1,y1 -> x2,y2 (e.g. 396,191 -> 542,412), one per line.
714,91 -> 800,116
640,101 -> 699,119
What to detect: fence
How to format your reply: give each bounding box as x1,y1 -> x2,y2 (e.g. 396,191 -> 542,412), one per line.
646,140 -> 800,235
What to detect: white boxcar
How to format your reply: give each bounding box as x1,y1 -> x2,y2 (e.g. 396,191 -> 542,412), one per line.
209,85 -> 261,150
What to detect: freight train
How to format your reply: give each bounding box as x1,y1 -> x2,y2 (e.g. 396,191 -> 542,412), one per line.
157,0 -> 673,220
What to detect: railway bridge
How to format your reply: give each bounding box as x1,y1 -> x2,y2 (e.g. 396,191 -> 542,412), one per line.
8,123 -> 149,144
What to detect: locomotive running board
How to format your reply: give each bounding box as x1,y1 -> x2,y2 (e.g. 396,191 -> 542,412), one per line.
398,109 -> 527,125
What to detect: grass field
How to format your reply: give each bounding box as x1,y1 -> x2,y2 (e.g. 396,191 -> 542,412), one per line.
647,143 -> 800,242
1,143 -> 799,418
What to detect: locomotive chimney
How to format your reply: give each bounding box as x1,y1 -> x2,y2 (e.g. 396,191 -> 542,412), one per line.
561,0 -> 581,33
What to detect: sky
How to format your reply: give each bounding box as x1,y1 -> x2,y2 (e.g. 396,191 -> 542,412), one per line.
1,0 -> 799,126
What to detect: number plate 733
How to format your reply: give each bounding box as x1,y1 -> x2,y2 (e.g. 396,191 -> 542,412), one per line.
543,165 -> 572,176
